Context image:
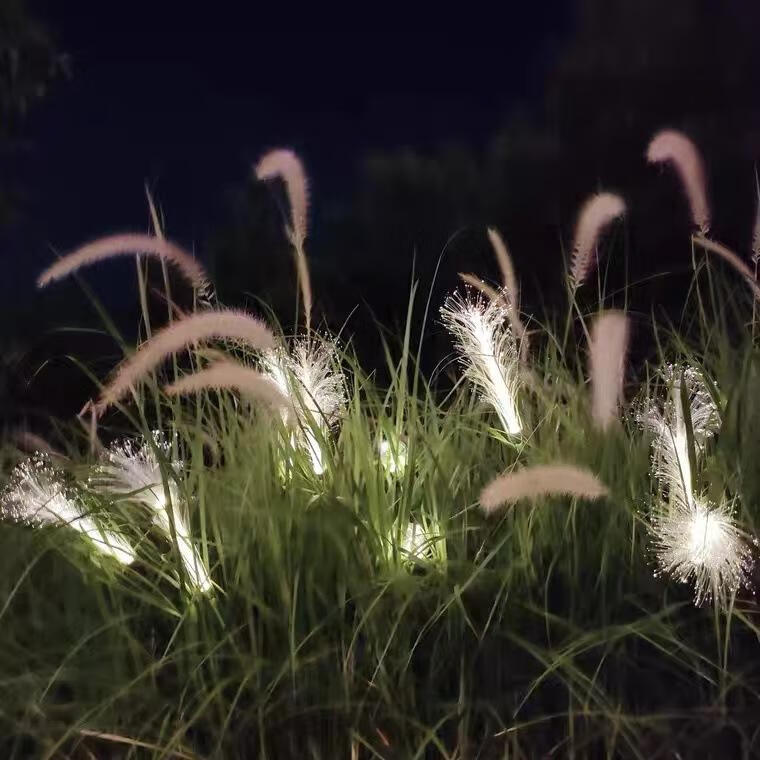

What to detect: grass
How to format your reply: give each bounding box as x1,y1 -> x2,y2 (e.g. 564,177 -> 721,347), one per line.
4,211 -> 760,758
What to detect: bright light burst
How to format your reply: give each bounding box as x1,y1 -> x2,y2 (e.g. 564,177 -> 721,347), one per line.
401,521 -> 429,558
378,438 -> 407,476
638,365 -> 753,606
440,290 -> 521,436
398,520 -> 441,562
379,517 -> 444,565
94,432 -> 212,592
1,454 -> 135,565
261,338 -> 346,474
652,497 -> 753,607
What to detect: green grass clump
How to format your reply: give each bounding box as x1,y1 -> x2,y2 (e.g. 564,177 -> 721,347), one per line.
4,156 -> 760,758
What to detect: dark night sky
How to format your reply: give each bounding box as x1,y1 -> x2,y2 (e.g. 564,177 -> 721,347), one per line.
7,1 -> 760,322
4,0 -> 760,418
11,1 -> 570,277
0,0 -> 572,415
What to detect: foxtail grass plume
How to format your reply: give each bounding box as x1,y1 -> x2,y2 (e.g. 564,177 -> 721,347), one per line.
487,228 -> 519,305
261,339 -> 346,474
95,433 -> 212,592
480,463 -> 608,514
588,311 -> 630,430
12,430 -> 60,457
570,193 -> 626,289
651,496 -> 753,607
256,149 -> 312,330
37,233 -> 209,294
458,273 -> 501,304
692,235 -> 760,302
1,454 -> 135,564
164,360 -> 292,416
440,291 -> 522,436
487,228 -> 529,356
96,309 -> 275,413
256,149 -> 308,248
647,129 -> 710,234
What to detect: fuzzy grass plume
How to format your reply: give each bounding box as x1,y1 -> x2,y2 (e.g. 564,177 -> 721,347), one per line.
96,309 -> 276,412
457,272 -> 500,304
588,310 -> 630,430
692,235 -> 760,301
647,129 -> 710,234
164,360 -> 292,415
570,192 -> 626,289
457,230 -> 528,360
12,430 -> 60,457
487,228 -> 529,356
94,433 -> 212,592
1,454 -> 135,565
441,290 -> 521,436
480,464 -> 608,513
37,233 -> 209,293
256,149 -> 312,330
486,228 -> 519,303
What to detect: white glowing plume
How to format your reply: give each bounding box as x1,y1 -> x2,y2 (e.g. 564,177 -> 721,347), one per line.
378,438 -> 408,476
440,291 -> 521,436
638,366 -> 719,510
401,521 -> 434,559
652,497 -> 753,607
639,366 -> 753,606
94,432 -> 212,592
261,339 -> 346,474
384,518 -> 443,564
1,455 -> 135,565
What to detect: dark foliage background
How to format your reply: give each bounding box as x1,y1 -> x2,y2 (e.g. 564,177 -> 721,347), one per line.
1,0 -> 760,422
